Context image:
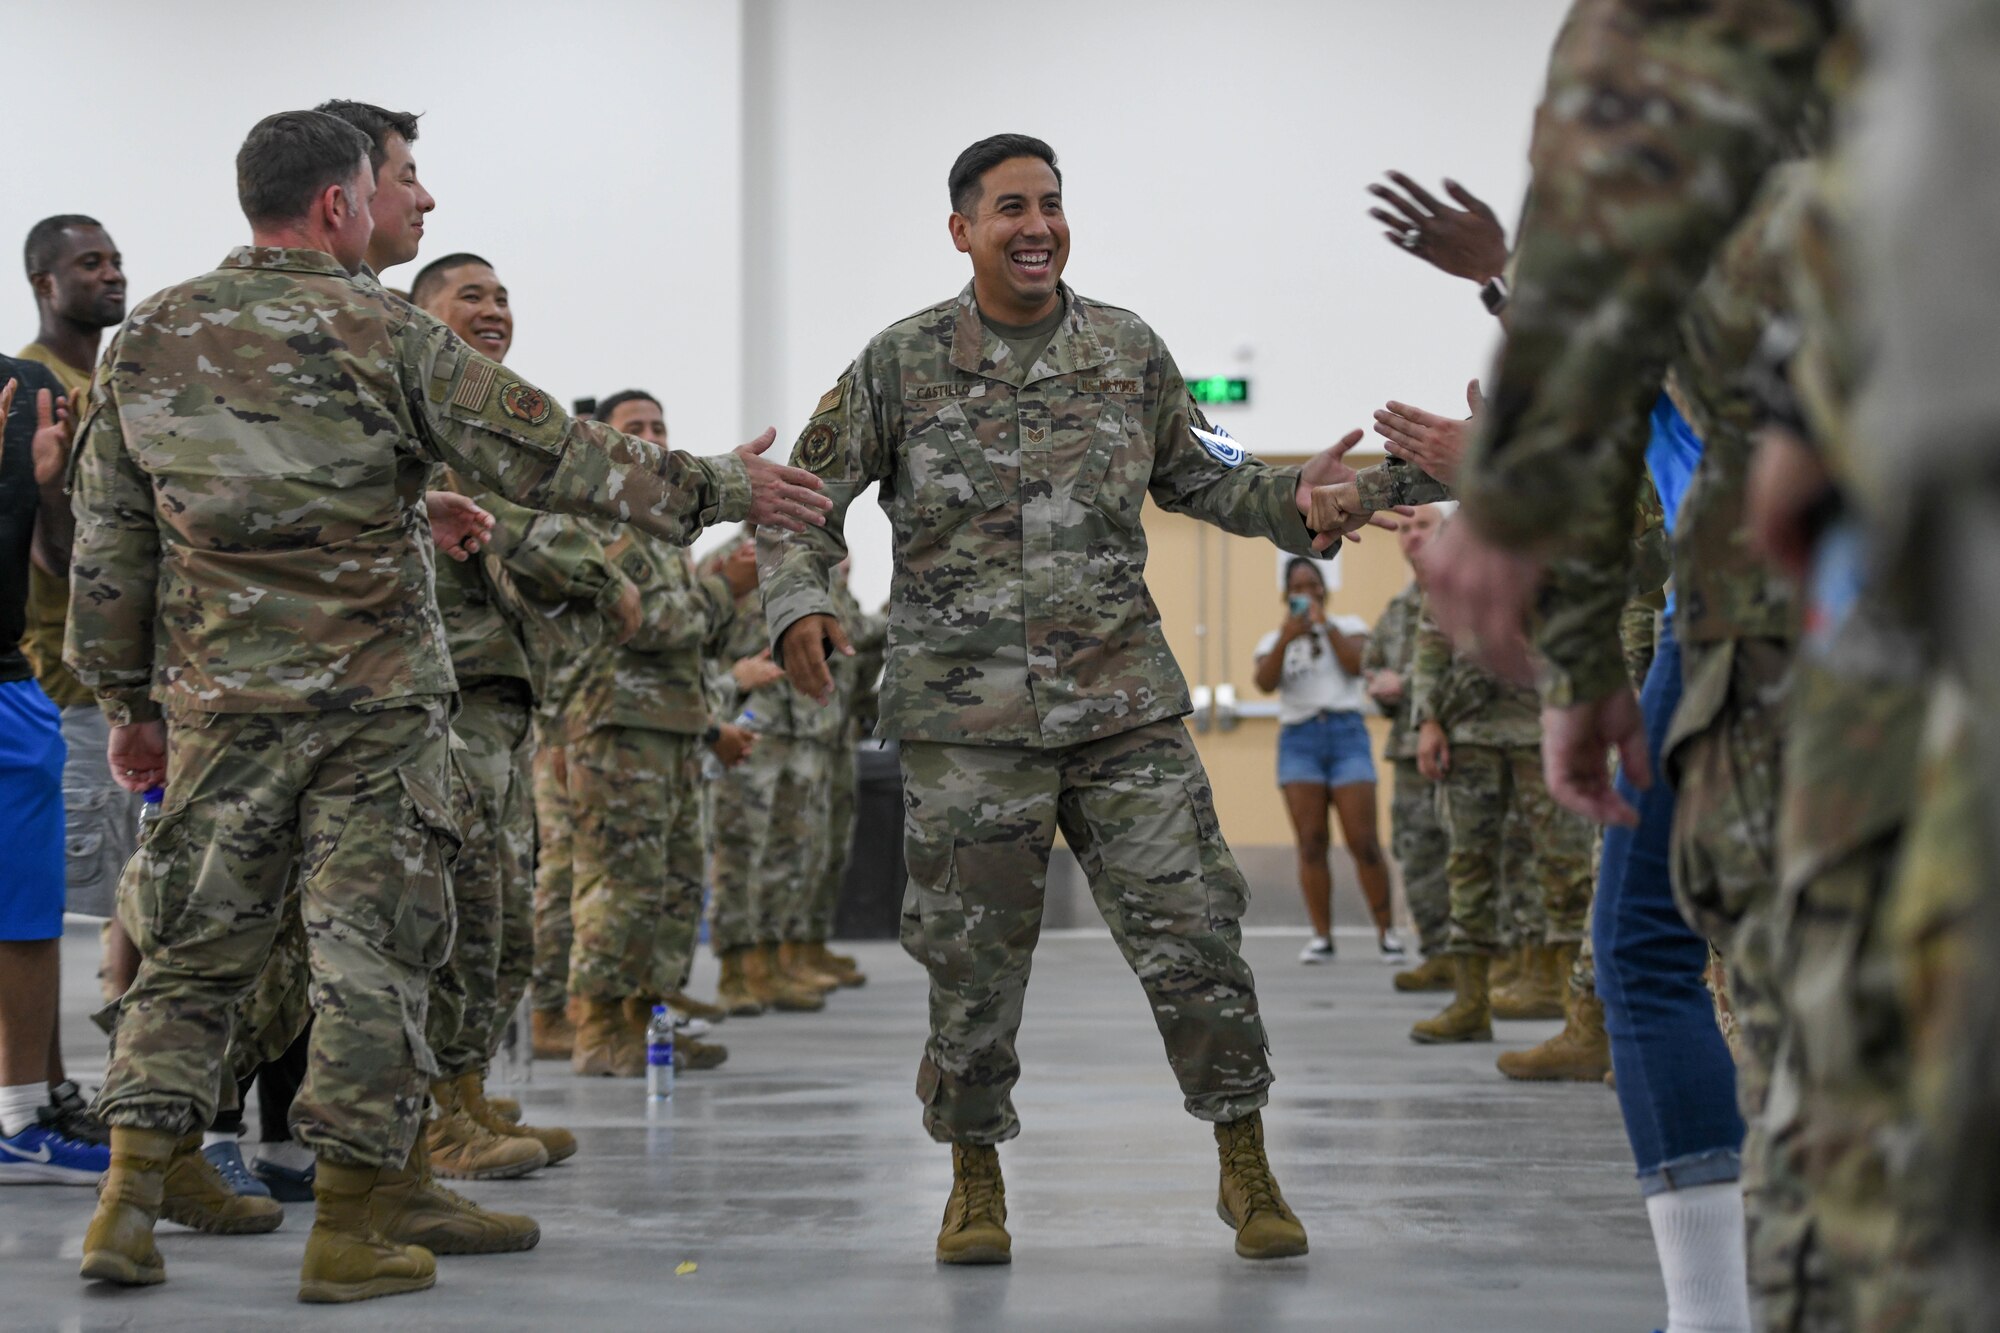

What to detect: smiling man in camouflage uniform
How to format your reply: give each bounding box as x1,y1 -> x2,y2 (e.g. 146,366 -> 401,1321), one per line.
763,133 -> 1381,1268
64,109 -> 823,1303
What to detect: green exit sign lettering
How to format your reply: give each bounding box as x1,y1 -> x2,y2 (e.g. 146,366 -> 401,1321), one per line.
1187,376 -> 1250,405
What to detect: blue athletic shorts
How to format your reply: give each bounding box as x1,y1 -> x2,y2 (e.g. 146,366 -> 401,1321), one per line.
0,677 -> 68,940
1276,710 -> 1377,790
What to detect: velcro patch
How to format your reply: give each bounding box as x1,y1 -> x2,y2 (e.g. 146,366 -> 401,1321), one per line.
451,357 -> 498,412
904,382 -> 977,402
1193,424 -> 1248,468
499,381 -> 553,426
813,381 -> 845,416
794,421 -> 840,475
1078,377 -> 1140,395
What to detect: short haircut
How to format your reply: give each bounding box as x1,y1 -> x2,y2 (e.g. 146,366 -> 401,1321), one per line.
236,110 -> 373,227
596,389 -> 662,425
410,252 -> 495,308
1283,556 -> 1327,592
948,133 -> 1060,215
24,214 -> 103,280
313,99 -> 422,175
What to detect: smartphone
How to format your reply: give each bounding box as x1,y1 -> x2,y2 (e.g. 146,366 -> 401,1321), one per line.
572,396 -> 598,421
1288,594 -> 1314,618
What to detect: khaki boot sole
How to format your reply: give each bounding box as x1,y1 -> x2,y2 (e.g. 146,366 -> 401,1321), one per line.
396,1211 -> 541,1256
1216,1202 -> 1310,1259
80,1249 -> 166,1286
936,1240 -> 1011,1265
298,1270 -> 437,1304
1495,1046 -> 1611,1082
161,1196 -> 286,1235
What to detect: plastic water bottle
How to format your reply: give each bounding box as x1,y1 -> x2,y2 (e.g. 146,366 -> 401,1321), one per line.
645,1005 -> 675,1103
699,708 -> 758,781
138,786 -> 164,835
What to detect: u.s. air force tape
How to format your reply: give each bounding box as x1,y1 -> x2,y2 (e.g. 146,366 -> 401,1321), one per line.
1193,424 -> 1248,468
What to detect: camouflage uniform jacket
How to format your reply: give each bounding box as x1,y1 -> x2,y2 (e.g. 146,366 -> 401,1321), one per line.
830,575 -> 888,742
758,281 -> 1320,749
1410,602 -> 1541,749
1362,581 -> 1425,761
66,246 -> 749,725
1449,0 -> 1832,704
478,501 -> 635,714
563,524 -> 734,739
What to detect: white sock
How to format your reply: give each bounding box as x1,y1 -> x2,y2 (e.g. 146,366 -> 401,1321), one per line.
1646,1182 -> 1752,1333
202,1131 -> 237,1150
253,1141 -> 313,1172
0,1083 -> 45,1137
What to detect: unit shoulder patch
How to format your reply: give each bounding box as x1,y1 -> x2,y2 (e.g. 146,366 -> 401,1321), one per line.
499,381 -> 553,426
794,420 -> 841,475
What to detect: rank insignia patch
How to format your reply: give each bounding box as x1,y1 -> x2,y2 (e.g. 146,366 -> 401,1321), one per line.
794,421 -> 840,475
499,381 -> 553,425
1193,424 -> 1247,468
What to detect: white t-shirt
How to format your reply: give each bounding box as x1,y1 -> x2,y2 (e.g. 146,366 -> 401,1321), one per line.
1254,615 -> 1372,725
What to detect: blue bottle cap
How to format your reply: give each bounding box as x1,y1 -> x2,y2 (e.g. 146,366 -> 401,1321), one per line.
142,787 -> 164,805
653,1004 -> 668,1015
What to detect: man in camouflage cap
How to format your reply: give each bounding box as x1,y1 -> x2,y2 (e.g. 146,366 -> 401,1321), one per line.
763,133 -> 1386,1267
65,109 -> 825,1303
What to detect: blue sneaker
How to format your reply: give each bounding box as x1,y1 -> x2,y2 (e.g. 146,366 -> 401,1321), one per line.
250,1155 -> 316,1202
0,1123 -> 110,1185
202,1140 -> 272,1199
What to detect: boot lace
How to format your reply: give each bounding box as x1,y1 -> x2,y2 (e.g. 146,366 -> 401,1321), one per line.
953,1149 -> 1003,1225
1223,1130 -> 1281,1216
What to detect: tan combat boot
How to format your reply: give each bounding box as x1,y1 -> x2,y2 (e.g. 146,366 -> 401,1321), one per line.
677,1034 -> 730,1070
1410,954 -> 1493,1044
483,1094 -> 522,1124
666,989 -> 728,1024
778,939 -> 842,993
1490,944 -> 1525,991
1214,1112 -> 1309,1259
1491,944 -> 1567,1021
570,996 -> 646,1077
715,948 -> 766,1018
805,940 -> 867,988
160,1133 -> 285,1234
936,1143 -> 1010,1265
371,1134 -> 539,1255
425,1079 -> 547,1180
79,1126 -> 176,1286
460,1071 -> 576,1166
530,1005 -> 576,1060
756,943 -> 826,1012
1497,989 -> 1612,1082
1390,953 -> 1454,993
298,1160 -> 436,1304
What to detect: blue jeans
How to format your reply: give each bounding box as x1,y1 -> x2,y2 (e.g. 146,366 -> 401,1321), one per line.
1592,627 -> 1744,1196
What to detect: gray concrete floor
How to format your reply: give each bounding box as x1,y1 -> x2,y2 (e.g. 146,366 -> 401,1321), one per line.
6,923 -> 1661,1332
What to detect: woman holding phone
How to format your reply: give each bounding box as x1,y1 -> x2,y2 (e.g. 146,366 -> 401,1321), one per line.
1253,558 -> 1404,963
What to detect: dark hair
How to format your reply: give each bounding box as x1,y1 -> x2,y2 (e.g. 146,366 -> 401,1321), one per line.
948,134 -> 1060,215
595,389 -> 661,425
24,214 -> 104,280
236,110 -> 373,227
1283,557 -> 1326,594
409,252 -> 495,308
313,100 -> 422,175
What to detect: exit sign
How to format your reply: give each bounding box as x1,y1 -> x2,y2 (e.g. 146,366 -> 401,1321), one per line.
1187,376 -> 1250,405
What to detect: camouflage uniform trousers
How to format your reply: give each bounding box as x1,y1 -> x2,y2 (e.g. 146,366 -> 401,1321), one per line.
780,741 -> 843,944
706,735 -> 793,953
433,681 -> 536,1075
567,727 -> 701,1000
1389,756 -> 1450,952
97,700 -> 456,1169
650,773 -> 709,998
1437,744 -> 1594,956
1762,618 -> 1952,1331
1501,807 -> 1554,953
1662,637 -> 1790,1323
528,721 -> 573,1014
804,740 -> 860,943
901,718 -> 1270,1145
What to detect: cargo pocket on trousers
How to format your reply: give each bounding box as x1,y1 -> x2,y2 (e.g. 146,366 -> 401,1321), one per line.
1185,779 -> 1249,930
387,767 -> 463,971
898,815 -> 969,983
126,806 -> 194,954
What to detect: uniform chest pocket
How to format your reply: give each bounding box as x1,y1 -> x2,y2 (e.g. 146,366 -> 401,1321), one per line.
1070,396 -> 1149,533
897,400 -> 1009,553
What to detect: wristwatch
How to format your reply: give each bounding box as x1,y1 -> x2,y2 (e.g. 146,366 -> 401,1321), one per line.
702,724 -> 723,745
1479,275 -> 1510,316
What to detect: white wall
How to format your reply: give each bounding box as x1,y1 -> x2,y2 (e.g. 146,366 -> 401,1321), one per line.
1,0 -> 1572,611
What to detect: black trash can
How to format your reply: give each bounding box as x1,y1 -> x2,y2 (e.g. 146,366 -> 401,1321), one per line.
833,739 -> 905,940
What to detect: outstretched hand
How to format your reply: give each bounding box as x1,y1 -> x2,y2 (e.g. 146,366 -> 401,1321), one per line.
738,429 -> 833,532
1373,380 -> 1483,487
1297,430 -> 1406,552
1367,172 -> 1508,285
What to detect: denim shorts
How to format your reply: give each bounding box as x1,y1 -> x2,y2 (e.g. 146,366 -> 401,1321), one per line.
0,677 -> 68,940
1276,710 -> 1377,790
